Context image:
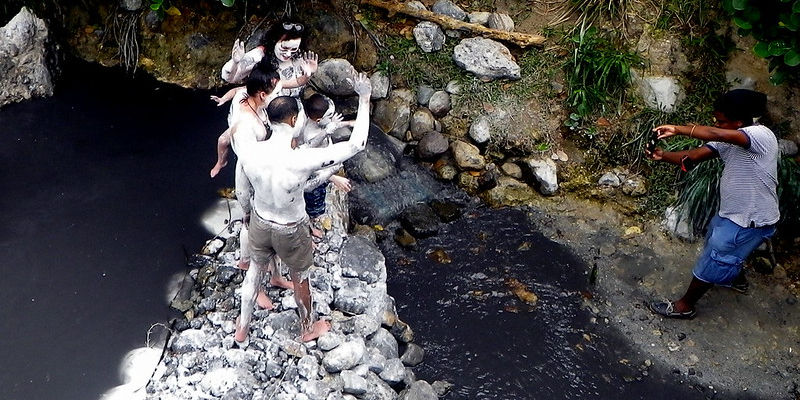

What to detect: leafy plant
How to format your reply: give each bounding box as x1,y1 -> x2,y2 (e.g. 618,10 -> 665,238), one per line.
149,0 -> 181,19
722,0 -> 800,84
563,25 -> 643,120
674,158 -> 723,234
553,0 -> 631,34
778,157 -> 800,225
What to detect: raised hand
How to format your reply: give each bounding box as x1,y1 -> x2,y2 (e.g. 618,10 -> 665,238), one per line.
210,95 -> 225,106
349,71 -> 371,97
301,51 -> 319,76
323,113 -> 344,133
653,125 -> 677,139
231,39 -> 245,63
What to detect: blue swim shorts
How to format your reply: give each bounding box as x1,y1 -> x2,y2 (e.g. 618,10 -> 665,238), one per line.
692,215 -> 776,285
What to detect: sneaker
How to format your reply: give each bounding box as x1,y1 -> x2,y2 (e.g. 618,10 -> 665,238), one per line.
728,280 -> 749,294
649,301 -> 697,320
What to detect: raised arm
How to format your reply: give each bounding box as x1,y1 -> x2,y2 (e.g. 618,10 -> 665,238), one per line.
292,72 -> 372,172
653,124 -> 750,147
221,44 -> 263,84
210,86 -> 244,106
303,164 -> 341,192
280,52 -> 318,89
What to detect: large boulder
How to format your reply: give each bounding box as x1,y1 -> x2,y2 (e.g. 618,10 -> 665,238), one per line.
453,38 -> 520,81
0,7 -> 56,108
311,58 -> 358,96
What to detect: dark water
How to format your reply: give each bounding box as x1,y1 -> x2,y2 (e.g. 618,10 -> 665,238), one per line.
0,61 -> 230,400
381,206 -> 722,400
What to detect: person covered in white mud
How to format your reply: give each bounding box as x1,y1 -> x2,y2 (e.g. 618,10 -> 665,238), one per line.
217,65 -> 295,311
234,71 -> 373,343
210,20 -> 318,177
297,93 -> 356,237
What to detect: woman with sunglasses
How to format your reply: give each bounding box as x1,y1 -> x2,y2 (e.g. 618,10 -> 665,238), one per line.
220,21 -> 317,97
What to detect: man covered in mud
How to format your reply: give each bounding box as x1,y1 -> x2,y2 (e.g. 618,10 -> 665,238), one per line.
234,71 -> 372,342
645,89 -> 779,319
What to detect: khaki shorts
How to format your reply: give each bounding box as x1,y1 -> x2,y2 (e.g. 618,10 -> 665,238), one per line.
248,214 -> 313,274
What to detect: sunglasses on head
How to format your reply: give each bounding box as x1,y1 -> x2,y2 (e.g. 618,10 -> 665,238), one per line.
282,22 -> 304,32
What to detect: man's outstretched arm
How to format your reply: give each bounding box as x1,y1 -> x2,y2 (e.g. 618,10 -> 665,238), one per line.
292,71 -> 372,172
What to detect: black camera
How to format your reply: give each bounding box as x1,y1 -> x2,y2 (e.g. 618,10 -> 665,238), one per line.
646,131 -> 659,153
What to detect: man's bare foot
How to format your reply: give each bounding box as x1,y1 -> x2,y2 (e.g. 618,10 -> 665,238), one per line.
234,316 -> 248,344
310,225 -> 323,238
210,161 -> 227,178
237,259 -> 250,271
256,290 -> 274,310
300,320 -> 331,342
269,275 -> 294,290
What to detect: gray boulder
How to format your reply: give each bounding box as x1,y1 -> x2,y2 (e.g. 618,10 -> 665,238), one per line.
0,7 -> 55,108
417,131 -> 449,159
413,22 -> 446,53
427,90 -> 451,117
410,108 -> 436,140
340,236 -> 386,284
370,71 -> 391,100
453,38 -> 520,81
432,0 -> 466,20
487,13 -> 514,31
311,59 -> 357,96
373,89 -> 415,139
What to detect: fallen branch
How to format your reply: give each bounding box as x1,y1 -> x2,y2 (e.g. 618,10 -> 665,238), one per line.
361,0 -> 546,48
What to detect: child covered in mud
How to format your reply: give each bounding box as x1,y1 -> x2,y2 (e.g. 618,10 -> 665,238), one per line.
297,93 -> 355,237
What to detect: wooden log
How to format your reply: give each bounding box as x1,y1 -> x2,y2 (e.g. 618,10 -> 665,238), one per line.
361,0 -> 546,48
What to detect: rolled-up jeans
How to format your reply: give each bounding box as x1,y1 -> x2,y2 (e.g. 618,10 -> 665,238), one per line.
692,215 -> 776,285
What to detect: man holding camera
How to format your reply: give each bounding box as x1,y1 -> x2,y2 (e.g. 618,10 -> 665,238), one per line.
645,89 -> 780,319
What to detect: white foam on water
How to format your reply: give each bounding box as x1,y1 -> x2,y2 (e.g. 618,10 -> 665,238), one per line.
99,347 -> 162,400
200,198 -> 244,238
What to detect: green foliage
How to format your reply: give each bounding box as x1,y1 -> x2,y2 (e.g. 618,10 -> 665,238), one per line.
563,25 -> 644,119
655,0 -> 715,33
778,157 -> 800,225
638,162 -> 679,216
722,0 -> 800,84
558,0 -> 631,34
674,158 -> 723,234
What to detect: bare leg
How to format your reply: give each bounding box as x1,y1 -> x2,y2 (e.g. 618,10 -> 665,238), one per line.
210,129 -> 231,178
256,289 -> 274,310
235,258 -> 264,343
672,277 -> 713,313
290,268 -> 330,342
268,257 -> 294,290
238,224 -> 251,271
310,223 -> 323,239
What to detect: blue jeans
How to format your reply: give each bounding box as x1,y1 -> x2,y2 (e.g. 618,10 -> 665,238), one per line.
304,184 -> 327,219
692,215 -> 776,285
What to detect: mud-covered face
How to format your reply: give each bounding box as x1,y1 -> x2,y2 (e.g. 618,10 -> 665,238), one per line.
274,38 -> 301,62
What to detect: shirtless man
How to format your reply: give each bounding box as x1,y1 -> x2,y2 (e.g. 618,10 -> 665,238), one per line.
234,71 -> 372,342
222,67 -> 294,312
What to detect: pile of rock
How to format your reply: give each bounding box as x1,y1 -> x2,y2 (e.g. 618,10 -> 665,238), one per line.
0,7 -> 57,108
147,190 -> 450,399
